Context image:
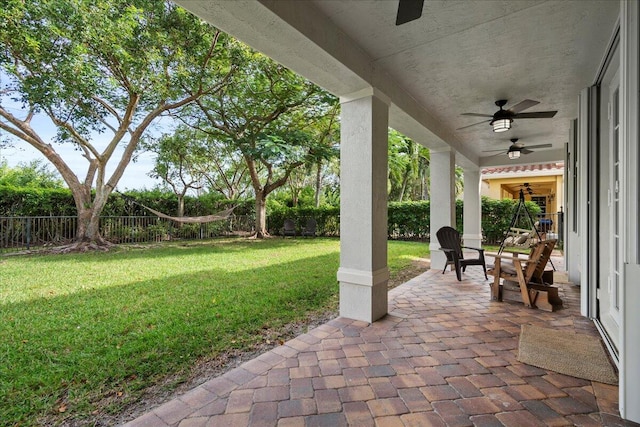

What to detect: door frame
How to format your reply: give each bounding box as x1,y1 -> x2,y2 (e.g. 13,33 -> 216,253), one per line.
589,23 -> 621,363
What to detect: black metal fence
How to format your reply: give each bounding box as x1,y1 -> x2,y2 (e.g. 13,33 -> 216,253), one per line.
1,211 -> 564,254
534,211 -> 564,246
0,215 -> 256,253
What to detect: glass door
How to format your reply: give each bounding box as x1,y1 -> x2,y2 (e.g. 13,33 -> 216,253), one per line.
598,62 -> 621,351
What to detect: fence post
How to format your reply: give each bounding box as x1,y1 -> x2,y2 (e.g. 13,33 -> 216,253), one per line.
558,207 -> 564,246
25,218 -> 31,250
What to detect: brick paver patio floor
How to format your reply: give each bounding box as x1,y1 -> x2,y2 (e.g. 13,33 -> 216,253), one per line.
122,258 -> 635,426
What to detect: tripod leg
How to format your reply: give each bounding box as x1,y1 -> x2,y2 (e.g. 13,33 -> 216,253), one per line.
499,198 -> 523,255
523,204 -> 556,270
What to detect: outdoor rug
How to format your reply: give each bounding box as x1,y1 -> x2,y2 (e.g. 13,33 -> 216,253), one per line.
518,324 -> 618,385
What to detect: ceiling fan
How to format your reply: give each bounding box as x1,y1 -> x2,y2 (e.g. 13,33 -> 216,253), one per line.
458,99 -> 558,132
483,138 -> 553,160
396,0 -> 424,25
521,182 -> 538,196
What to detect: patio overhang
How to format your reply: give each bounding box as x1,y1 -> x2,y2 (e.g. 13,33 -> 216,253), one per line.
174,1 -> 639,422
177,0 -> 615,169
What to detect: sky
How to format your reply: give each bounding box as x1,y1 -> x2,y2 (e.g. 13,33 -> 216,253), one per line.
1,141 -> 161,191
1,103 -> 165,191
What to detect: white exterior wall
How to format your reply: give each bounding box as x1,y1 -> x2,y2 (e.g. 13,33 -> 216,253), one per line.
566,3 -> 640,421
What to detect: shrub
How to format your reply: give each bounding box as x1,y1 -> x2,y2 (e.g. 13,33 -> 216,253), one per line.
268,205 -> 339,236
388,201 -> 430,240
481,197 -> 541,244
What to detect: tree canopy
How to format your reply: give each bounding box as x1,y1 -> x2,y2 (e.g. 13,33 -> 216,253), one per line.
175,45 -> 339,237
0,0 -> 451,246
0,0 -> 236,248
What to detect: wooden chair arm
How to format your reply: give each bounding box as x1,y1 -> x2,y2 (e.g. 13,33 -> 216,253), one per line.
462,246 -> 484,253
488,254 -> 525,269
487,253 -> 521,260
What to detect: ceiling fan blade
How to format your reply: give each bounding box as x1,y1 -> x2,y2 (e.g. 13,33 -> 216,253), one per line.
461,113 -> 494,118
513,111 -> 558,119
396,0 -> 424,25
521,149 -> 534,155
456,119 -> 490,130
486,151 -> 507,157
509,99 -> 539,114
482,148 -> 508,152
524,143 -> 553,149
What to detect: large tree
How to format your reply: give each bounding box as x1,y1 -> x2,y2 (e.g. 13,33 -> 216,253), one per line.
388,130 -> 431,201
143,124 -> 252,215
309,102 -> 340,207
285,102 -> 339,207
387,130 -> 465,201
179,46 -> 337,237
0,0 -> 235,249
196,136 -> 251,201
142,126 -> 206,217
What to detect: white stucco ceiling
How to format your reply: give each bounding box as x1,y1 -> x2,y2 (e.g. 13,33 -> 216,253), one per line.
176,0 -> 619,168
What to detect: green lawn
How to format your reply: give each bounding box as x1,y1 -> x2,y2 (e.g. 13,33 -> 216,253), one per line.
0,238 -> 428,426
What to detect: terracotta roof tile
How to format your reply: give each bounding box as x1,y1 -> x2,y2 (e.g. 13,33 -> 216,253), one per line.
481,162 -> 564,175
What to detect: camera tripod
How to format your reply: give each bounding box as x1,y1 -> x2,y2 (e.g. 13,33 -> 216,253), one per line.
498,188 -> 556,270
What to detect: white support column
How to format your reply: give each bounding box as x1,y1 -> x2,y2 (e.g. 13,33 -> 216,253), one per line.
429,149 -> 456,270
462,166 -> 483,249
337,88 -> 390,323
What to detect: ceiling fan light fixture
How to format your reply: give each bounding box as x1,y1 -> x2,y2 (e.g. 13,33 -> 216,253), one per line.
508,149 -> 521,160
491,118 -> 512,133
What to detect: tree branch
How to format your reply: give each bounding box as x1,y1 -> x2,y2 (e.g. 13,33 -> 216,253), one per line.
265,160 -> 304,195
0,107 -> 83,190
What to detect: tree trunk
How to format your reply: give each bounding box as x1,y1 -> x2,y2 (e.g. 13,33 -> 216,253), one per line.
178,195 -> 185,218
422,172 -> 429,200
254,191 -> 268,238
63,195 -> 110,251
60,181 -> 113,251
315,161 -> 322,208
398,173 -> 408,202
76,207 -> 106,244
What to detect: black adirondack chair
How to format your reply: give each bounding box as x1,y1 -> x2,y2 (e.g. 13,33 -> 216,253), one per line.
301,218 -> 317,237
282,219 -> 296,238
436,226 -> 488,281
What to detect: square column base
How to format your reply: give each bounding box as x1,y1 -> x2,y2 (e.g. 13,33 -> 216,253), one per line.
338,267 -> 389,323
429,243 -> 447,272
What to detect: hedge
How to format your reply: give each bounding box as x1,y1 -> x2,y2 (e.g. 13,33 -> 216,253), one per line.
0,186 -> 540,242
388,201 -> 430,239
0,185 -> 76,216
267,205 -> 340,236
481,197 -> 541,243
388,197 -> 540,243
268,197 -> 539,242
0,186 -> 254,217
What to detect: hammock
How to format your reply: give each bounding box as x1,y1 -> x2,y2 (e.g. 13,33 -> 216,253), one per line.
143,205 -> 237,224
117,192 -> 236,224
